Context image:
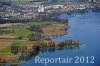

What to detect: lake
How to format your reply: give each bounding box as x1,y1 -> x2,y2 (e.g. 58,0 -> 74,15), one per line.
20,12 -> 100,66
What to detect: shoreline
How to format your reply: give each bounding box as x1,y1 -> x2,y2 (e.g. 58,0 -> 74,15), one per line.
0,20 -> 80,65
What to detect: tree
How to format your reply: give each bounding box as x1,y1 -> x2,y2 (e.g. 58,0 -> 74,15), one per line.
11,46 -> 20,55
28,33 -> 42,41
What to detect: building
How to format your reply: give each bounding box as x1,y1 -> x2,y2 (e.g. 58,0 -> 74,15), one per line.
38,5 -> 45,12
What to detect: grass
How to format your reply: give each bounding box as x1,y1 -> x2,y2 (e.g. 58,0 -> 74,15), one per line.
8,22 -> 49,37
0,22 -> 49,38
8,24 -> 34,38
0,39 -> 29,54
10,28 -> 34,38
31,22 -> 49,26
0,22 -> 47,54
0,45 -> 11,54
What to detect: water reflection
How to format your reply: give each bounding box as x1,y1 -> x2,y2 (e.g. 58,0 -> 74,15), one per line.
0,64 -> 6,66
19,44 -> 80,63
0,64 -> 18,66
41,44 -> 80,53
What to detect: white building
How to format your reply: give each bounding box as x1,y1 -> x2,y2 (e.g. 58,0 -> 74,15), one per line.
38,6 -> 45,12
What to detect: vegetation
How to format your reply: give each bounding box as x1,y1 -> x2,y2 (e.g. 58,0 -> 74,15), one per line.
28,33 -> 42,41
28,25 -> 42,32
0,22 -> 48,54
0,40 -> 28,54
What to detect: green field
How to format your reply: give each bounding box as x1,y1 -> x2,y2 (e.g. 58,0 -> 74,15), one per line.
0,22 -> 48,54
9,25 -> 34,38
8,22 -> 48,37
0,40 -> 29,54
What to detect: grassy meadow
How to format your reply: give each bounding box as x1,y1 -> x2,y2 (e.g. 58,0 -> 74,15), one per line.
0,22 -> 48,54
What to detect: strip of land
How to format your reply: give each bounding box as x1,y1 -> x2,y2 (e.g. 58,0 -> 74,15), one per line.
0,42 -> 13,50
0,23 -> 15,27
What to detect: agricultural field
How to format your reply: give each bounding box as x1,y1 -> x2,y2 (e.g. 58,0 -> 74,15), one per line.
0,21 -> 68,57
0,22 -> 48,54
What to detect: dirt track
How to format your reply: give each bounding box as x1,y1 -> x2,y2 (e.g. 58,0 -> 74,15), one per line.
0,24 -> 13,27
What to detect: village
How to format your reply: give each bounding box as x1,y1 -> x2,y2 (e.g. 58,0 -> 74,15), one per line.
0,0 -> 100,22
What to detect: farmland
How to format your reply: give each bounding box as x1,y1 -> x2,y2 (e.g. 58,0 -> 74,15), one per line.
0,21 -> 69,54
0,22 -> 48,54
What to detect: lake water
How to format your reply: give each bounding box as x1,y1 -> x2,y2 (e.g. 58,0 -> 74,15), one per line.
20,12 -> 100,66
